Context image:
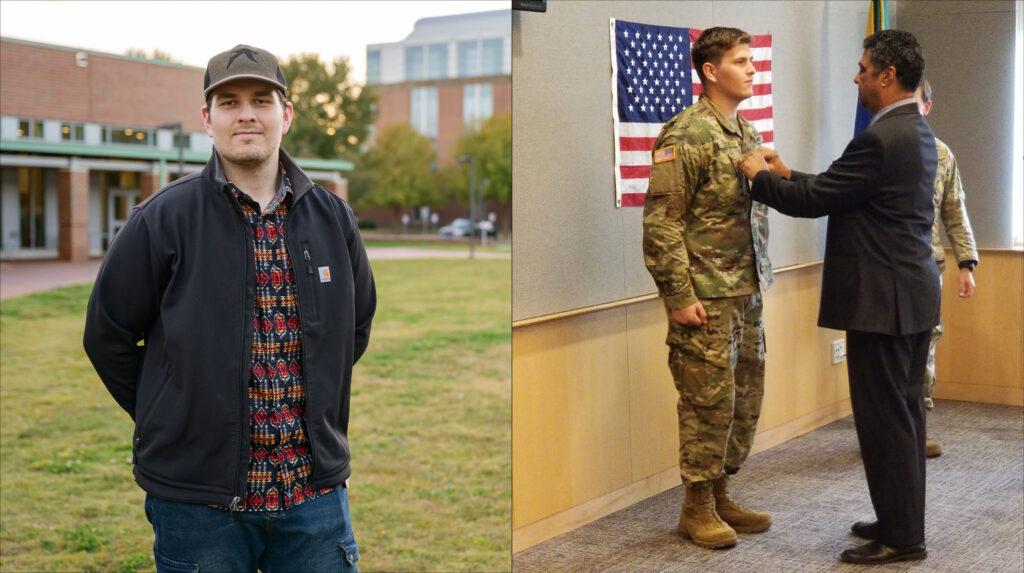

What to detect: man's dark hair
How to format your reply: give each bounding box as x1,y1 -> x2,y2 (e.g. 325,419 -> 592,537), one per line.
918,78 -> 932,103
691,27 -> 752,85
863,29 -> 925,92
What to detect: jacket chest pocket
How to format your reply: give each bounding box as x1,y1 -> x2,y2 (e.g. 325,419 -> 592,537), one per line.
301,241 -> 320,318
698,141 -> 746,207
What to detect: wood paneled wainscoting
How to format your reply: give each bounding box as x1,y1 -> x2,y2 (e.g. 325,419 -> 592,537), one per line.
512,249 -> 1023,551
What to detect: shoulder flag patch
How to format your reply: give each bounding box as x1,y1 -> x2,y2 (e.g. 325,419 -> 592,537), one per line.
653,145 -> 676,164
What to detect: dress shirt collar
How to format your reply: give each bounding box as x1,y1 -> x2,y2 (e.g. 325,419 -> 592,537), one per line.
869,97 -> 917,127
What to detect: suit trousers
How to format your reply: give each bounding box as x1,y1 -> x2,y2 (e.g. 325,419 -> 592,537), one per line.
846,329 -> 931,547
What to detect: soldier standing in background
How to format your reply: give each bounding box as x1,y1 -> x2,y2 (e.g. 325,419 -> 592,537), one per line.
914,78 -> 979,458
642,27 -> 773,550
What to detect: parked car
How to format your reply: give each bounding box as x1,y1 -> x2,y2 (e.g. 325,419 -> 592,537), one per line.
439,218 -> 496,238
440,218 -> 475,237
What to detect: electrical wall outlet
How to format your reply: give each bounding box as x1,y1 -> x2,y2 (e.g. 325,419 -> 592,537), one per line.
831,339 -> 846,364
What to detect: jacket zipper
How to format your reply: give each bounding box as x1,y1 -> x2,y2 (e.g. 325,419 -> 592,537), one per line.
229,191 -> 253,510
285,214 -> 320,482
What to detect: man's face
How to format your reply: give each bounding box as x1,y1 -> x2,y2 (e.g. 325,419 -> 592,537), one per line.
705,43 -> 756,103
202,79 -> 293,169
854,50 -> 884,113
913,86 -> 932,116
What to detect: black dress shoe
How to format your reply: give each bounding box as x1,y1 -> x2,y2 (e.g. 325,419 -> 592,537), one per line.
850,520 -> 878,540
840,540 -> 927,564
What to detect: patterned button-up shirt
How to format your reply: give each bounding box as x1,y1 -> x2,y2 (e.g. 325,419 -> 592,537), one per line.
225,164 -> 332,511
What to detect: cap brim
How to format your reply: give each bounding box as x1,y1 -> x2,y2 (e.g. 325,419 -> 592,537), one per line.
204,74 -> 288,97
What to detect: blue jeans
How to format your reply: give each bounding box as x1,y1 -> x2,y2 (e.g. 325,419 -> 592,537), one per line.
144,486 -> 359,573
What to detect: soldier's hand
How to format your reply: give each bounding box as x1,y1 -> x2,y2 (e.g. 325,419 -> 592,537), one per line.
738,151 -> 769,180
760,147 -> 792,179
958,268 -> 975,298
672,301 -> 707,326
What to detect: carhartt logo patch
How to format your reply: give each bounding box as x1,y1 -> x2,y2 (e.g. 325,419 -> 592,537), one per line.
318,266 -> 331,283
653,146 -> 676,164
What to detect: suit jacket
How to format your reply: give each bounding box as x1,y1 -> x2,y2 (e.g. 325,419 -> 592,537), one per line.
750,103 -> 940,336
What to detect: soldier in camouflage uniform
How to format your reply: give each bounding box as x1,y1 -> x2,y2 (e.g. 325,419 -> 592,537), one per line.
914,79 -> 978,458
642,27 -> 773,550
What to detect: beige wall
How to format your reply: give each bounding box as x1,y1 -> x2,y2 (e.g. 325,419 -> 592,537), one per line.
512,249 -> 1024,551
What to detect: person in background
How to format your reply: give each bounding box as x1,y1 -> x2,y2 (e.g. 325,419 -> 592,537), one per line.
914,77 -> 979,458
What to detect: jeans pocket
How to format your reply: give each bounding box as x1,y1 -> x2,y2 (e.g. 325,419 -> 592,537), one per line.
338,534 -> 360,572
154,547 -> 199,573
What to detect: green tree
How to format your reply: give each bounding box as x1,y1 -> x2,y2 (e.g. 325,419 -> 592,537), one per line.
125,48 -> 181,64
446,112 -> 512,204
357,123 -> 439,214
280,54 -> 376,161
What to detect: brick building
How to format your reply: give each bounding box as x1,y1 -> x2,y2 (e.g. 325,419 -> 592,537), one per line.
364,9 -> 512,232
0,37 -> 351,260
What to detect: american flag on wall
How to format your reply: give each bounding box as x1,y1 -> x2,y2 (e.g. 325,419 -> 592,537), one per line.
610,19 -> 774,207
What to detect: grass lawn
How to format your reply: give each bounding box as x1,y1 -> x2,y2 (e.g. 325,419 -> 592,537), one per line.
363,240 -> 511,254
0,258 -> 511,572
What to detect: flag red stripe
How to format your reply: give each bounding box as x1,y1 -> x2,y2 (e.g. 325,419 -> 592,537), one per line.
689,60 -> 770,72
759,130 -> 774,143
619,137 -> 658,151
689,30 -> 772,48
738,107 -> 773,121
692,83 -> 771,96
620,193 -> 647,207
621,165 -> 651,179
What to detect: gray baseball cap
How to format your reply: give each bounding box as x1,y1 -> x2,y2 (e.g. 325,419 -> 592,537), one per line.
204,44 -> 287,99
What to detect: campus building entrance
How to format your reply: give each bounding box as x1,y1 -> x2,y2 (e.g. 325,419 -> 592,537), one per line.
106,189 -> 138,247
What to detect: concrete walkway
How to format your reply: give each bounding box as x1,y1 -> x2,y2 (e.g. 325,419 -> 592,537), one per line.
0,247 -> 509,301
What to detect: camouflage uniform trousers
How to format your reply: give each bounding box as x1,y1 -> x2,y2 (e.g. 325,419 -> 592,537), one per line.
923,262 -> 947,410
667,292 -> 764,485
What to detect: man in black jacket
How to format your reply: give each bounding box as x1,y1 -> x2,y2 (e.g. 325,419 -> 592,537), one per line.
738,30 -> 938,565
84,45 -> 375,571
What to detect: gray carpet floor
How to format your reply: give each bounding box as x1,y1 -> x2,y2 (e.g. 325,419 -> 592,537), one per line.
513,400 -> 1024,572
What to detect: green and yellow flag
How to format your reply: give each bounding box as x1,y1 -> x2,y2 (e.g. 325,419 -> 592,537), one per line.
854,0 -> 890,134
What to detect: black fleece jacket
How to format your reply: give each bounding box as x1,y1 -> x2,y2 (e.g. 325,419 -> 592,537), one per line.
84,149 -> 376,508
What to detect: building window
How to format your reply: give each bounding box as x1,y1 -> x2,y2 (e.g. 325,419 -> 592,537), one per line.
17,167 -> 45,248
482,38 -> 503,75
457,41 -> 479,77
427,44 -> 448,79
410,87 -> 438,138
173,132 -> 191,149
463,84 -> 493,126
367,49 -> 381,85
17,119 -> 43,139
405,45 -> 424,81
104,126 -> 151,146
61,122 -> 85,142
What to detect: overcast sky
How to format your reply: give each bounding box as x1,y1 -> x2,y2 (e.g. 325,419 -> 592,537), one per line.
0,0 -> 508,81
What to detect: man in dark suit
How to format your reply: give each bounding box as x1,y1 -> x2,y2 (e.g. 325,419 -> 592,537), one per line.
737,29 -> 939,565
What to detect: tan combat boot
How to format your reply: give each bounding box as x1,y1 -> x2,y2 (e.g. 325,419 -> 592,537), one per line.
677,482 -> 737,549
712,475 -> 772,533
925,438 -> 943,458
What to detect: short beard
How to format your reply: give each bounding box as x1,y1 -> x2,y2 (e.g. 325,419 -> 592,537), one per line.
219,142 -> 277,171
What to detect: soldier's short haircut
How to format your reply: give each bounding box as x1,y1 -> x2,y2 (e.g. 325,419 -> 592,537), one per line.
863,29 -> 925,92
691,27 -> 753,85
918,78 -> 932,103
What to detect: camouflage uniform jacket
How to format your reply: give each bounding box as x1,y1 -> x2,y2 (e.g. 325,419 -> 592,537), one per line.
642,96 -> 773,312
931,137 -> 978,265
